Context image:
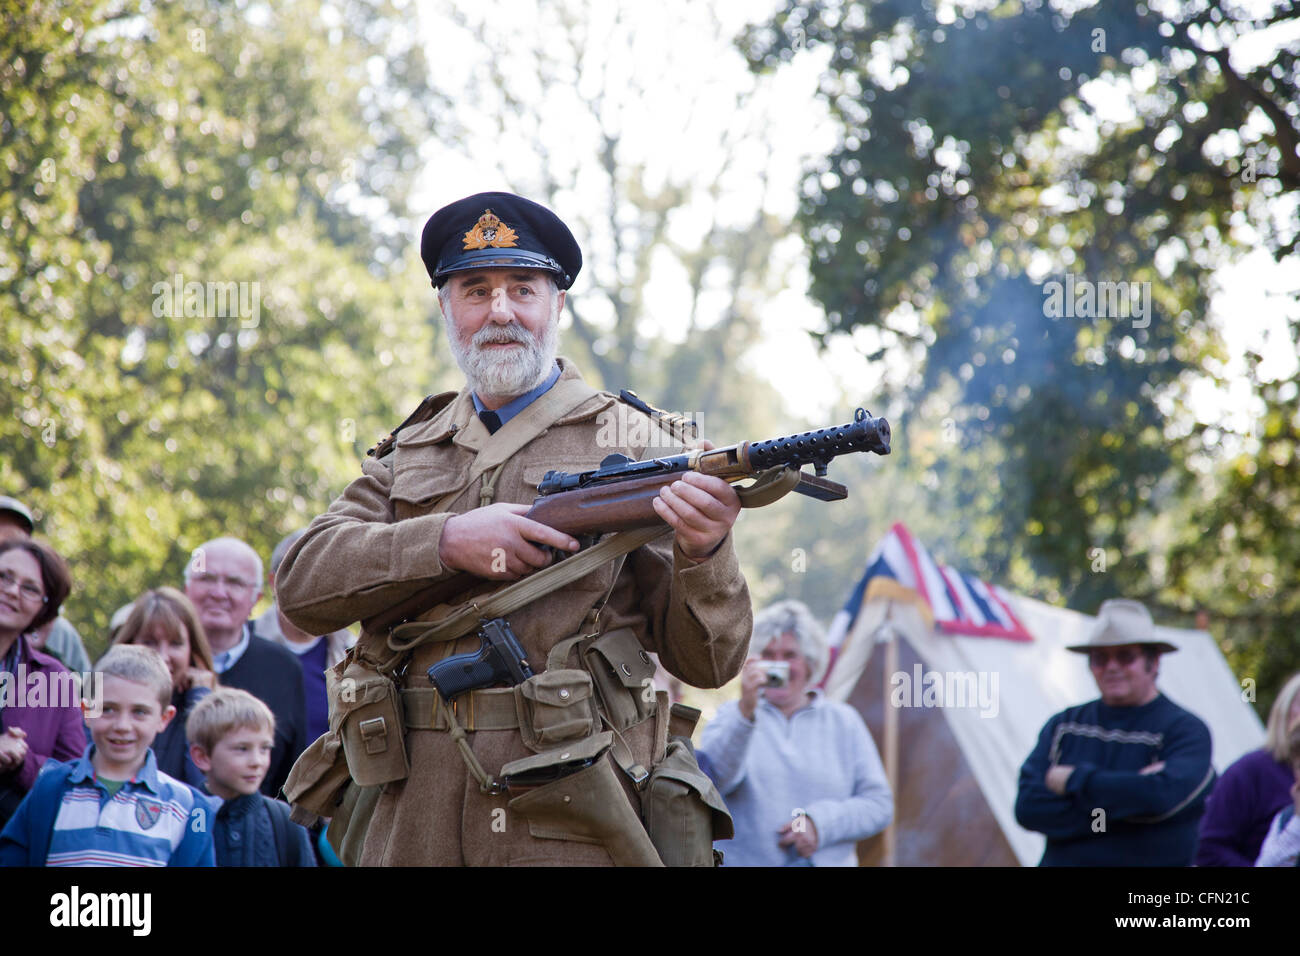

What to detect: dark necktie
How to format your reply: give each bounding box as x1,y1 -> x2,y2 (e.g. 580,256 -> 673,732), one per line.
478,409 -> 502,435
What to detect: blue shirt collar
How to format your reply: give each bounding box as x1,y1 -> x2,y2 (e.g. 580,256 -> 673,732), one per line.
69,743 -> 163,795
212,622 -> 253,674
471,362 -> 562,429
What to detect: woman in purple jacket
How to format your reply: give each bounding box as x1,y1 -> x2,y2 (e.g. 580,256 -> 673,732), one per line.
0,539 -> 86,826
1196,672 -> 1300,866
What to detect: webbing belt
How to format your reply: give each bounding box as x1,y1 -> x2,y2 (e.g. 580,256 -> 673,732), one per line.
399,688 -> 649,790
401,686 -> 519,731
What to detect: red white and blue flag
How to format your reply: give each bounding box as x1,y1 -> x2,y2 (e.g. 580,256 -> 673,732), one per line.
827,522 -> 1034,649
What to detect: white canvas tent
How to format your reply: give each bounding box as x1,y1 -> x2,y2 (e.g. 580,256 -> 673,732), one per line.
824,524 -> 1266,866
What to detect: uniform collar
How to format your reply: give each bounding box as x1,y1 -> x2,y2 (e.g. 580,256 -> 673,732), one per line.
397,356 -> 614,454
471,361 -> 562,428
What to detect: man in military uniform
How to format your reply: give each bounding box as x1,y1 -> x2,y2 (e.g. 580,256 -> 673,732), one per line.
276,192 -> 751,865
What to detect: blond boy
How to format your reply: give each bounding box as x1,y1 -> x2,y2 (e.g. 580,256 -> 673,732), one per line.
187,688 -> 315,866
0,645 -> 214,866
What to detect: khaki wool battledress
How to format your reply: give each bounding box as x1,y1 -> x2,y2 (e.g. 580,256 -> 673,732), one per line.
277,359 -> 752,865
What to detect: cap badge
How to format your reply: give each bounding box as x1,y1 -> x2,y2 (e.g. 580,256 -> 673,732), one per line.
462,210 -> 519,251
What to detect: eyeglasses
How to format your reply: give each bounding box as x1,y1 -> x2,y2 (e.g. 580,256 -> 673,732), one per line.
1088,647 -> 1142,668
0,569 -> 46,604
189,572 -> 256,593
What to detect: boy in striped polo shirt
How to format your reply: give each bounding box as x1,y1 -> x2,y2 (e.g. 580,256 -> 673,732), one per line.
0,645 -> 214,866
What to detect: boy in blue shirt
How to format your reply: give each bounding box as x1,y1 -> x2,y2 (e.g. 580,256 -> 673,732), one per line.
187,687 -> 315,866
0,644 -> 214,866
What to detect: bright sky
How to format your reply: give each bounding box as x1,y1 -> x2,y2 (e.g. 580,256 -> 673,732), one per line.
409,0 -> 1297,428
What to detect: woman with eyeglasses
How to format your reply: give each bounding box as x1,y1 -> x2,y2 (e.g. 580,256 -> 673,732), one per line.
0,539 -> 86,826
112,587 -> 218,787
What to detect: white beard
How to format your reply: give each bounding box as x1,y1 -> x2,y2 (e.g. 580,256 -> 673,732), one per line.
444,301 -> 559,400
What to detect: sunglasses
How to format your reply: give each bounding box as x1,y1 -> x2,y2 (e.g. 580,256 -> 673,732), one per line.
1088,647 -> 1143,668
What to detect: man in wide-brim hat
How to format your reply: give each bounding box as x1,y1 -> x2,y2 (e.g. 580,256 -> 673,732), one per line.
1014,599 -> 1216,866
1065,598 -> 1178,708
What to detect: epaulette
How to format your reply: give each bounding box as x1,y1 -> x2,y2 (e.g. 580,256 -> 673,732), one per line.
366,391 -> 459,460
617,388 -> 699,445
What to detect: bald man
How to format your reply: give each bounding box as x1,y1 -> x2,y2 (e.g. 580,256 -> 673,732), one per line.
184,537 -> 307,797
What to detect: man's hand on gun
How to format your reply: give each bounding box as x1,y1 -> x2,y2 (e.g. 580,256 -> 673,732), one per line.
438,503 -> 581,580
438,438 -> 741,580
371,409 -> 890,636
653,439 -> 742,562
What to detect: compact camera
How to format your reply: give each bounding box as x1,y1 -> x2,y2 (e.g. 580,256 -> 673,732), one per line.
759,661 -> 791,688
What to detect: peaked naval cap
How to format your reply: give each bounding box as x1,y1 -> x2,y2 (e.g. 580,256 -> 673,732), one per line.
421,191 -> 582,289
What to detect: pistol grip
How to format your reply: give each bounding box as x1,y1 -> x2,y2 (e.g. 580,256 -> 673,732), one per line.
427,643 -> 497,700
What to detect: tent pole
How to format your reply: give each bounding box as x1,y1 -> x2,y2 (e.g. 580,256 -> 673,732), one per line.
882,608 -> 899,867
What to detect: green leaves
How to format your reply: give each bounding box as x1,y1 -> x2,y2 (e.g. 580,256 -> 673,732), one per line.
2,0 -> 448,652
744,0 -> 1300,709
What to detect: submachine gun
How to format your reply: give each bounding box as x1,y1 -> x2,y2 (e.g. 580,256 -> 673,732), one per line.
366,408 -> 892,694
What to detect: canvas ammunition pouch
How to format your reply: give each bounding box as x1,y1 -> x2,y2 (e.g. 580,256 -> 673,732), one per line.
502,732 -> 663,867
283,643 -> 409,856
335,655 -> 410,787
583,627 -> 659,731
324,778 -> 383,868
514,668 -> 601,752
498,628 -> 731,866
282,730 -> 351,826
642,738 -> 734,867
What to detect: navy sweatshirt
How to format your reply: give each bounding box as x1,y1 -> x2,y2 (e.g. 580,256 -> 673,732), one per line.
1015,693 -> 1216,866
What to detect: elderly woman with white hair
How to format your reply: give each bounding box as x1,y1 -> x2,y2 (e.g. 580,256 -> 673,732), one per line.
699,600 -> 893,866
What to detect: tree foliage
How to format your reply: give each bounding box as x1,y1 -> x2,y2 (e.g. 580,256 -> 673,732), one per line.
742,0 -> 1300,706
2,0 -> 449,652
421,0 -> 812,428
